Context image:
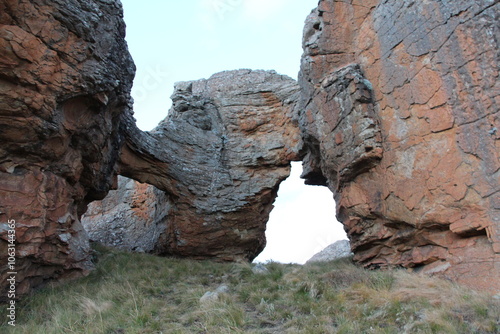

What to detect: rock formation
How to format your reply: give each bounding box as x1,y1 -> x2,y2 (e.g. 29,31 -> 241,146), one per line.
0,0 -> 301,297
0,0 -> 135,300
1,0 -> 499,300
299,0 -> 499,291
103,69 -> 302,261
82,176 -> 169,253
307,240 -> 353,264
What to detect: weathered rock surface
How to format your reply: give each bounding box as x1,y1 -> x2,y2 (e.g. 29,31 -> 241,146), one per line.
0,0 -> 134,300
299,0 -> 500,291
0,0 -> 300,297
2,0 -> 499,300
117,69 -> 302,261
82,176 -> 169,252
306,240 -> 352,264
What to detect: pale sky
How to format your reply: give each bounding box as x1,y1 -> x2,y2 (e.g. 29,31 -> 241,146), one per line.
121,0 -> 347,264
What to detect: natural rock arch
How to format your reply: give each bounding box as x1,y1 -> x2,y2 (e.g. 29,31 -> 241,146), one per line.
103,69 -> 303,261
1,0 -> 499,301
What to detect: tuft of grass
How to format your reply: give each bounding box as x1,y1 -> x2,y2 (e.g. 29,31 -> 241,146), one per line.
1,245 -> 499,333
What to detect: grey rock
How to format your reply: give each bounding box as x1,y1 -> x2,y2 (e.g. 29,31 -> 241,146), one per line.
115,69 -> 303,261
82,176 -> 170,253
306,240 -> 352,264
200,291 -> 219,305
252,263 -> 270,274
200,285 -> 230,305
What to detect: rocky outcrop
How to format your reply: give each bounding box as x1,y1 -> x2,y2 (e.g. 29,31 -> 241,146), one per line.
306,240 -> 352,264
2,0 -> 499,300
0,0 -> 300,297
0,0 -> 134,300
82,176 -> 169,252
116,69 -> 302,261
299,0 -> 499,291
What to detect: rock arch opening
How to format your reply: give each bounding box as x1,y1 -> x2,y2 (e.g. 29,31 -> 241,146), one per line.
82,161 -> 349,265
1,0 -> 499,301
254,162 -> 348,264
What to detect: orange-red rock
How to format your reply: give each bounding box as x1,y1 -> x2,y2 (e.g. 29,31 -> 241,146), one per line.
299,0 -> 499,292
2,0 -> 499,301
0,0 -> 134,301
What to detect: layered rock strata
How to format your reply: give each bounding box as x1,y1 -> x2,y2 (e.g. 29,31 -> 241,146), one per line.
0,0 -> 135,300
82,176 -> 169,253
117,69 -> 302,261
2,0 -> 499,300
299,0 -> 499,291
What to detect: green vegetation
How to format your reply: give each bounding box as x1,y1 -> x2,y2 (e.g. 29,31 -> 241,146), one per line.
1,244 -> 499,333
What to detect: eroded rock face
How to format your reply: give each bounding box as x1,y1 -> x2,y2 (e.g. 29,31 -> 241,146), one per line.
82,176 -> 170,252
2,0 -> 498,300
117,69 -> 302,261
299,0 -> 500,291
0,0 -> 134,300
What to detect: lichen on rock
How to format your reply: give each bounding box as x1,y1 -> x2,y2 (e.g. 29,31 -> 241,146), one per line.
298,0 -> 500,292
1,0 -> 499,301
0,0 -> 135,301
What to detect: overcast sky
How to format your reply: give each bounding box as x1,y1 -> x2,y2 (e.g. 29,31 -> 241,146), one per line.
121,0 -> 347,264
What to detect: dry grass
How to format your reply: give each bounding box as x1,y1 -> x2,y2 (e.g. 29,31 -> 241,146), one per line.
1,244 -> 498,333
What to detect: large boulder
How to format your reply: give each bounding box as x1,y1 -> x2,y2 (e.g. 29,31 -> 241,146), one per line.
299,0 -> 500,291
307,240 -> 353,264
82,176 -> 169,253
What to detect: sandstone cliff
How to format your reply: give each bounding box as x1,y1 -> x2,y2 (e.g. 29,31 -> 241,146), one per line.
299,0 -> 499,291
0,0 -> 135,300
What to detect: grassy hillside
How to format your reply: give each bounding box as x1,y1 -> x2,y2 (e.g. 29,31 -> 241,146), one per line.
1,244 -> 498,333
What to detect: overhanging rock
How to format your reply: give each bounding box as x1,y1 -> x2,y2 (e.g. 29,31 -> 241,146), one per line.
299,0 -> 500,292
115,70 -> 303,261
